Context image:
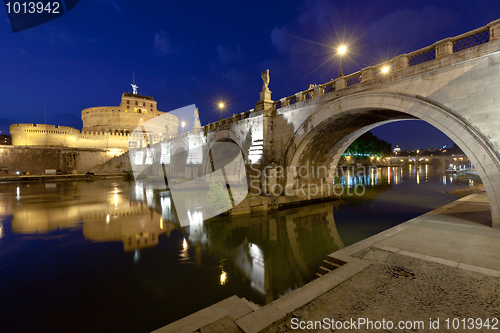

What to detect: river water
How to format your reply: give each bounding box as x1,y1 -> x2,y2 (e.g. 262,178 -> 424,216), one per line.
0,164 -> 476,332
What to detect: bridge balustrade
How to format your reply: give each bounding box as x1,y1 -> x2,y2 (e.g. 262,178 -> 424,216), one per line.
197,21 -> 500,132
269,21 -> 499,113
304,88 -> 314,100
321,81 -> 336,94
453,28 -> 490,52
345,72 -> 362,86
408,46 -> 436,67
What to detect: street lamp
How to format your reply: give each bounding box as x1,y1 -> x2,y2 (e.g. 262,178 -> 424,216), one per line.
337,45 -> 347,77
181,121 -> 185,134
219,103 -> 224,121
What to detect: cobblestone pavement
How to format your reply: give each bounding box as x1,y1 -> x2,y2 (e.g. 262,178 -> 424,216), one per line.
265,247 -> 500,333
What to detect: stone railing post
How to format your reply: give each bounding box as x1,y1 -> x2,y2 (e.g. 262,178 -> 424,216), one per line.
334,76 -> 346,90
435,37 -> 453,58
490,19 -> 500,41
314,85 -> 324,97
255,85 -> 274,116
393,54 -> 408,72
361,67 -> 374,82
280,97 -> 289,107
295,92 -> 304,103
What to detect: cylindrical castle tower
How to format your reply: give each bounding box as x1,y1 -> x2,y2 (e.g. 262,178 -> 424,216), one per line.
81,93 -> 178,136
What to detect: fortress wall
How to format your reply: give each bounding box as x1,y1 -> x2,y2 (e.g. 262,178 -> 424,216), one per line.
7,94 -> 177,173
76,131 -> 130,149
10,124 -> 80,147
75,149 -> 126,172
11,124 -> 131,150
89,151 -> 131,173
0,146 -> 128,174
81,106 -> 179,136
0,147 -> 78,174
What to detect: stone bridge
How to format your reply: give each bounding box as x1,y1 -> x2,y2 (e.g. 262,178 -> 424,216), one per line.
387,155 -> 469,163
134,19 -> 500,228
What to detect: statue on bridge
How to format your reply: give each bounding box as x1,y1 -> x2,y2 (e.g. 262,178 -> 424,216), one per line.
261,69 -> 270,92
192,107 -> 201,133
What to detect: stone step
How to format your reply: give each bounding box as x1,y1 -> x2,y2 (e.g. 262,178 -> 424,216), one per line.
241,297 -> 261,311
323,259 -> 342,270
152,295 -> 254,333
325,255 -> 347,267
316,255 -> 347,278
318,265 -> 331,275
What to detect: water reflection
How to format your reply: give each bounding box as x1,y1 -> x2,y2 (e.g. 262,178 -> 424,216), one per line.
0,163 -> 475,332
8,182 -> 177,252
337,164 -> 471,188
333,164 -> 474,246
3,179 -> 345,306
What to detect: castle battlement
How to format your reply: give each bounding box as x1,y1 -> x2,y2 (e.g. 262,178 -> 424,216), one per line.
10,90 -> 178,150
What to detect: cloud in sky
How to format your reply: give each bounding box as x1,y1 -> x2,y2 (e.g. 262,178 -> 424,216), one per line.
222,68 -> 251,88
216,44 -> 244,64
270,26 -> 290,54
370,6 -> 457,53
5,21 -> 80,46
98,0 -> 122,12
154,30 -> 176,56
297,0 -> 342,32
190,76 -> 202,87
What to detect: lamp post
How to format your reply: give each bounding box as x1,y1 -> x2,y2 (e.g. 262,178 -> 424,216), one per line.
337,45 -> 347,77
219,103 -> 224,121
181,122 -> 185,134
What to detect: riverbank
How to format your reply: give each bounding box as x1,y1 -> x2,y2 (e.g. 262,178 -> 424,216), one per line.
449,184 -> 485,197
0,172 -> 127,183
153,192 -> 499,333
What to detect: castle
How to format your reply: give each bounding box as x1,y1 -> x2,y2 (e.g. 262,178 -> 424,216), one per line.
10,91 -> 179,151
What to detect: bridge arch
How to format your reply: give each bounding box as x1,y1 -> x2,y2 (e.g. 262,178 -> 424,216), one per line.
170,141 -> 189,178
206,129 -> 250,162
283,91 -> 500,228
203,130 -> 248,183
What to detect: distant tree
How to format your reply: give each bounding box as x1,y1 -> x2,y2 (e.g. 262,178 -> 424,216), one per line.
449,143 -> 464,155
344,132 -> 392,157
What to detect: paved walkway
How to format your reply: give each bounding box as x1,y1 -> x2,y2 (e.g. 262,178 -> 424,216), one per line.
153,192 -> 500,333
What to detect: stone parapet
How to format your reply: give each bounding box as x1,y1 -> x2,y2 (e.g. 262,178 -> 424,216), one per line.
489,18 -> 500,41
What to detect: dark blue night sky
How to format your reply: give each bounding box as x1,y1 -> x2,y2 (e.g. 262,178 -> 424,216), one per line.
1,0 -> 499,150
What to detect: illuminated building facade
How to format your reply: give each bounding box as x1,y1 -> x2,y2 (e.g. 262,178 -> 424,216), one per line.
10,92 -> 179,150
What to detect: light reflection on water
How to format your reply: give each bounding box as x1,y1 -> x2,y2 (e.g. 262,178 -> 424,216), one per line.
337,163 -> 470,188
0,163 -> 476,332
0,179 -> 344,333
332,164 -> 476,246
